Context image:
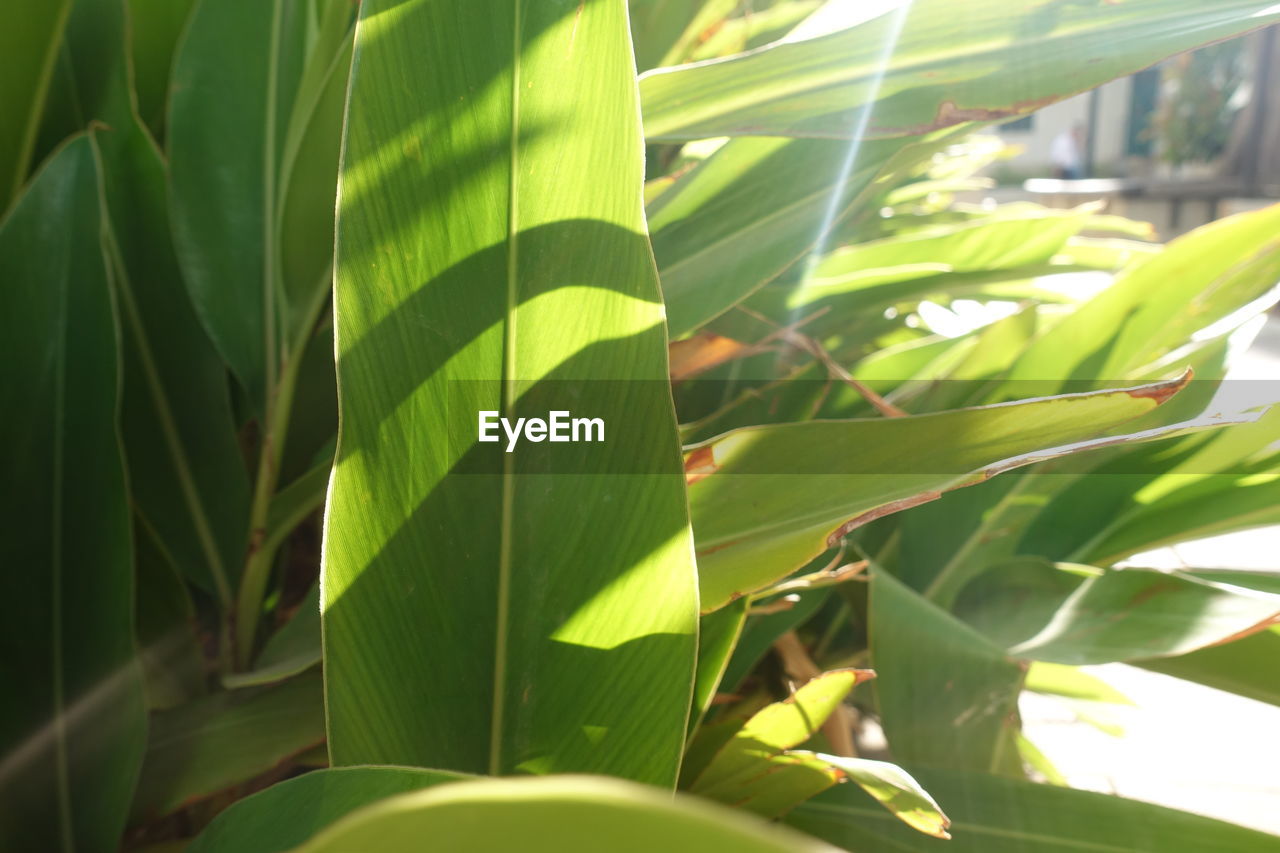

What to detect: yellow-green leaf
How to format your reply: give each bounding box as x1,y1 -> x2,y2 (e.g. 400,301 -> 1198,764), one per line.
323,0 -> 699,785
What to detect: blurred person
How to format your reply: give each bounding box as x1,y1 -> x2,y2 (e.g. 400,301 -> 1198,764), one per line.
1051,123 -> 1085,179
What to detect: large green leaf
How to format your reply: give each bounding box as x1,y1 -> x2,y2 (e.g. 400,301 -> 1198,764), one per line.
788,764 -> 1280,851
955,561 -> 1280,666
323,0 -> 699,785
0,1 -> 70,209
870,570 -> 1024,772
59,0 -> 251,600
291,776 -> 842,853
0,136 -> 146,853
189,766 -> 470,853
639,0 -> 1280,141
131,672 -> 324,820
687,375 -> 1234,610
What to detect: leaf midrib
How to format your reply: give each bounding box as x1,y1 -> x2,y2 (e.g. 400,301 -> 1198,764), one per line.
489,0 -> 523,778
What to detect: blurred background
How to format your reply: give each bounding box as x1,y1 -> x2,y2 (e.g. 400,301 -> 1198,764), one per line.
988,25 -> 1280,238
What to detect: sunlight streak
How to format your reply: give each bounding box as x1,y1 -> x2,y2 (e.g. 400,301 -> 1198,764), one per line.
783,0 -> 915,358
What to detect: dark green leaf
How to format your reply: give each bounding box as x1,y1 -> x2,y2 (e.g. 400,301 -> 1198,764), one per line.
189,766 -> 470,853
131,672 -> 324,819
0,135 -> 147,853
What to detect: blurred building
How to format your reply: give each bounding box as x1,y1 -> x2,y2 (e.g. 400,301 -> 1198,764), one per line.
989,25 -> 1279,236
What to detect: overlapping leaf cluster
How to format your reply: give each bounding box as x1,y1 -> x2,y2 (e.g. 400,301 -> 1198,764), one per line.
2,1 -> 1279,851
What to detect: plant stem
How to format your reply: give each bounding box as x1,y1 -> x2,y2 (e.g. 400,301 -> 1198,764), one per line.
233,279 -> 330,670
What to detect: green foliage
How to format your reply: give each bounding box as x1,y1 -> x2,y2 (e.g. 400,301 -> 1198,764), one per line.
4,0 -> 1279,850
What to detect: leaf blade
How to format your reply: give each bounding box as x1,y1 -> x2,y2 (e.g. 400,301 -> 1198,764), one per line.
0,135 -> 146,853
323,0 -> 699,785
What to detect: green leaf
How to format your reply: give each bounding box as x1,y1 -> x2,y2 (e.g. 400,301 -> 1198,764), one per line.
639,0 -> 1280,141
323,0 -> 699,785
690,670 -> 876,819
788,764 -> 1280,851
278,6 -> 354,330
167,0 -> 323,406
61,0 -> 251,600
1009,203 -> 1280,388
0,135 -> 146,853
690,599 -> 750,733
693,669 -> 863,790
188,766 -> 470,853
0,1 -> 70,208
290,776 -> 843,853
688,374 -> 1232,611
955,561 -> 1280,665
869,569 -> 1023,771
167,0 -> 280,404
817,755 -> 951,840
131,672 -> 325,820
1137,626 -> 1280,708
